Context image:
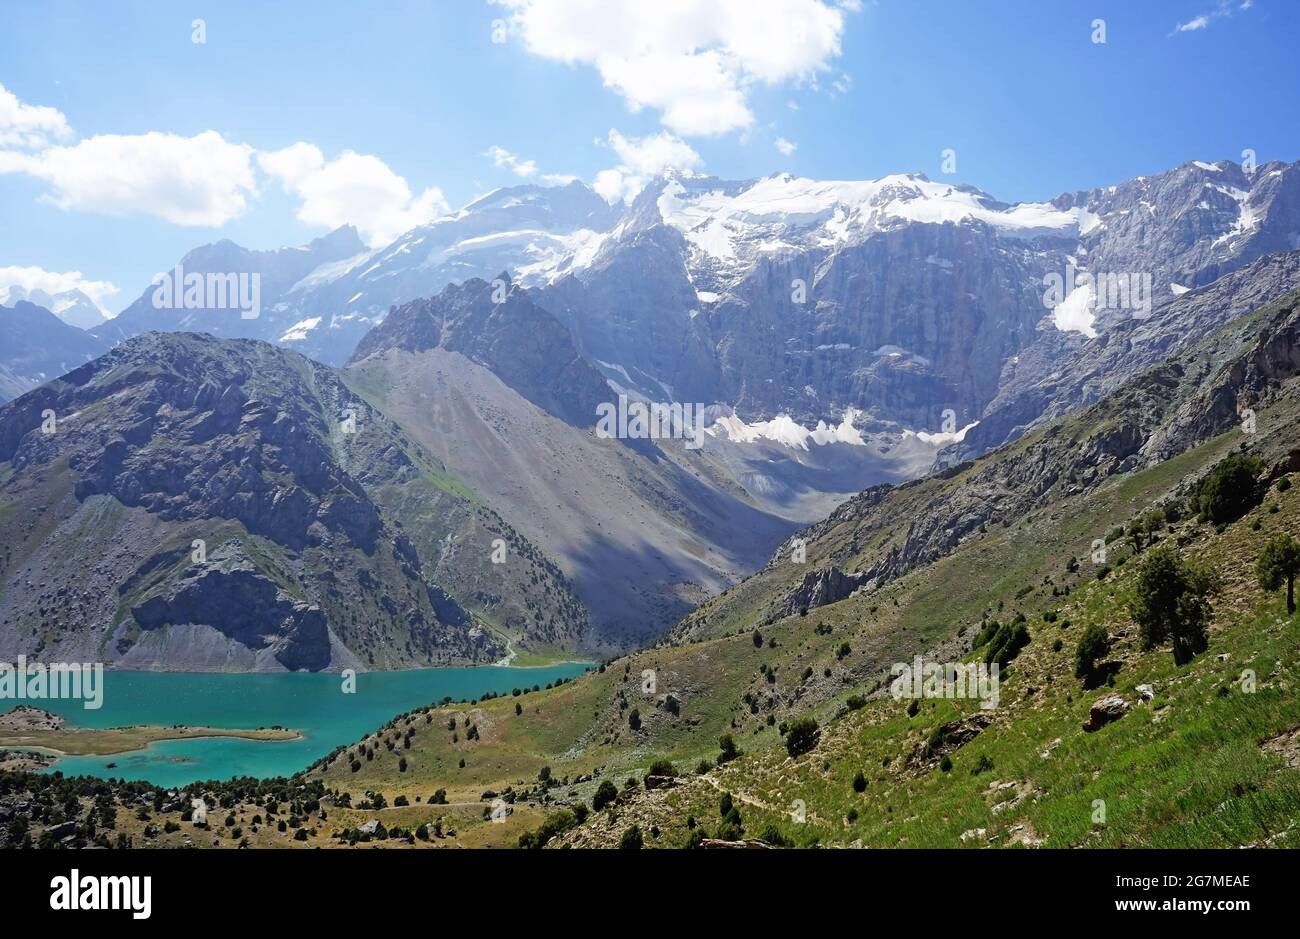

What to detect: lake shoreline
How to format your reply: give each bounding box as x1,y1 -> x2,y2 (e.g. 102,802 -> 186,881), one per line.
0,662 -> 594,786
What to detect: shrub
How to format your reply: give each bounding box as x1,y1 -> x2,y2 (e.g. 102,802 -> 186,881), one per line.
973,619 -> 999,647
983,620 -> 1030,668
852,770 -> 867,793
1257,533 -> 1300,615
1074,623 -> 1111,683
1278,476 -> 1292,493
784,717 -> 820,758
519,809 -> 577,849
1130,543 -> 1218,665
591,780 -> 619,812
757,824 -> 791,847
616,821 -> 642,847
717,734 -> 740,764
646,759 -> 677,780
939,755 -> 953,773
1196,454 -> 1265,523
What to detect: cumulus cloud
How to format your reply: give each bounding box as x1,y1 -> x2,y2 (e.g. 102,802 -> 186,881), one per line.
0,130 -> 257,226
775,136 -> 797,157
0,82 -> 72,149
259,143 -> 449,246
491,0 -> 854,136
485,145 -> 539,177
0,265 -> 119,315
1,84 -> 447,245
592,129 -> 703,203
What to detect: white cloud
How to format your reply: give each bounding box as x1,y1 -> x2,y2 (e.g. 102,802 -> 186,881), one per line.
0,265 -> 119,316
775,136 -> 797,157
259,143 -> 449,246
1173,0 -> 1254,34
485,144 -> 539,177
491,0 -> 854,136
593,129 -> 703,203
0,130 -> 257,226
0,82 -> 72,149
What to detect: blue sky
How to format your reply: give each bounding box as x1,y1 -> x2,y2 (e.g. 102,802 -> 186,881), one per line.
2,0 -> 1298,316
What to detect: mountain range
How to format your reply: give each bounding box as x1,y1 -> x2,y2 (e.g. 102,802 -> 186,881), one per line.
3,155 -> 1300,664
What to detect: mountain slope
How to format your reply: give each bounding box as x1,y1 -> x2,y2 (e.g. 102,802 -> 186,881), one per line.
0,332 -> 558,670
303,284 -> 1300,848
0,300 -> 110,405
92,226 -> 370,360
344,277 -> 951,649
955,249 -> 1300,458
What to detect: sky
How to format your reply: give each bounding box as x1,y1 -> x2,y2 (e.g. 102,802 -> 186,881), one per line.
1,0 -> 1298,318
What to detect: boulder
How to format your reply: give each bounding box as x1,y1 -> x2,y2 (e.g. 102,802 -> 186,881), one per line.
1082,694 -> 1130,732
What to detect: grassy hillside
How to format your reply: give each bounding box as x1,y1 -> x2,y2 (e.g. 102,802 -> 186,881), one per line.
301,291 -> 1300,848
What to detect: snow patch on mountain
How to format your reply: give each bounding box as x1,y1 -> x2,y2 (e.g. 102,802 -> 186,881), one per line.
655,172 -> 1079,272
709,408 -> 868,450
279,317 -> 321,342
904,420 -> 980,445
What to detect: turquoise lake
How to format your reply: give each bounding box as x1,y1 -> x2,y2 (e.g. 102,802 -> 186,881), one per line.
2,664 -> 591,788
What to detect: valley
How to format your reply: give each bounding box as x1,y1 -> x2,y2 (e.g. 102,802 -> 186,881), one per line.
2,155 -> 1300,853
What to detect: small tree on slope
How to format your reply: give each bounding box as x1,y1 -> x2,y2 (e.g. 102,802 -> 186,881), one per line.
1257,533 -> 1300,615
1129,543 -> 1218,666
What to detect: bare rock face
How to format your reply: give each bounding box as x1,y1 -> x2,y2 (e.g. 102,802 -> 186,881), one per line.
349,275 -> 611,427
954,251 -> 1300,459
0,332 -> 503,671
128,543 -> 331,672
1083,694 -> 1130,733
775,566 -> 867,618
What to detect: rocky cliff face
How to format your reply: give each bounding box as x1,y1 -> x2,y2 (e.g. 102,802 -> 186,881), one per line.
954,250 -> 1300,458
0,331 -> 506,671
672,284 -> 1300,641
350,275 -> 612,426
